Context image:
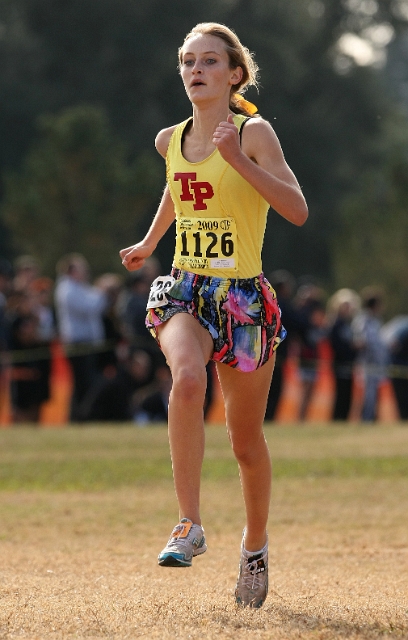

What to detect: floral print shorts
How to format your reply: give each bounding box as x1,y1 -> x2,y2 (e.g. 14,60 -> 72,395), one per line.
146,268 -> 286,372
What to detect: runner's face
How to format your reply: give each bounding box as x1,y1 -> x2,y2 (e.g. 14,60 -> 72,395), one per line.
180,34 -> 242,105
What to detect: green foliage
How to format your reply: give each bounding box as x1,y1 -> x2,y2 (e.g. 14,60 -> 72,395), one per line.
333,110 -> 408,315
234,0 -> 407,280
1,105 -> 162,275
0,0 -> 408,291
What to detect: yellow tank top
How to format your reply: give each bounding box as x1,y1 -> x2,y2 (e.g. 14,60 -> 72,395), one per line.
166,114 -> 270,279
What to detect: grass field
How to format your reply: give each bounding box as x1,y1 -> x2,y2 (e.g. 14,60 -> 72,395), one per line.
0,423 -> 407,639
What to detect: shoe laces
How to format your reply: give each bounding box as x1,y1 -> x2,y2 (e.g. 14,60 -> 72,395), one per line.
242,553 -> 267,590
169,523 -> 187,543
168,521 -> 200,549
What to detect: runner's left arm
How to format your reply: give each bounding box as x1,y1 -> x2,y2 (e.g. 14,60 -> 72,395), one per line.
213,115 -> 308,226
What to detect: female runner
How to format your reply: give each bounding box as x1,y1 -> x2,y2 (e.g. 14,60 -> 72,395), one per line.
120,22 -> 308,608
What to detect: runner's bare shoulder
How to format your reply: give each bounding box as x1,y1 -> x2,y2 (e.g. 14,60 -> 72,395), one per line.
155,125 -> 178,158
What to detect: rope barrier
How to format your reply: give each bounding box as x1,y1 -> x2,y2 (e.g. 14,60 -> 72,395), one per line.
0,341 -> 116,364
1,344 -> 408,379
0,335 -> 159,366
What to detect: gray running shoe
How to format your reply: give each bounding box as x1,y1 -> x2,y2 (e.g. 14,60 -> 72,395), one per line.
158,518 -> 207,567
235,534 -> 268,608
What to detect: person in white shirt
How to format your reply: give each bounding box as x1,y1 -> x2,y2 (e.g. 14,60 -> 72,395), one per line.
55,253 -> 107,421
352,287 -> 388,422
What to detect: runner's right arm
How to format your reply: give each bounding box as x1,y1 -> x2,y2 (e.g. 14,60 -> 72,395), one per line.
120,185 -> 175,272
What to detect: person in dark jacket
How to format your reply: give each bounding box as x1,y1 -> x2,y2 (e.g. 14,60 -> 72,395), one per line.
9,313 -> 51,423
382,317 -> 408,420
78,347 -> 154,421
327,289 -> 361,421
265,270 -> 297,420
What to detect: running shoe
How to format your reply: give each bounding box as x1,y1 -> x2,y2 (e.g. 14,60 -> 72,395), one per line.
158,518 -> 207,567
235,532 -> 268,608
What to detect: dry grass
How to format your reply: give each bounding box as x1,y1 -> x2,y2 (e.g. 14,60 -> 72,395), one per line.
0,425 -> 407,639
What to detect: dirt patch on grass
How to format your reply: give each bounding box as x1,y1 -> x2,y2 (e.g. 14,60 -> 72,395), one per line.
0,476 -> 407,639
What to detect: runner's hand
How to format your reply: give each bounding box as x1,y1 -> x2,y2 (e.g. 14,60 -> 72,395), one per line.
213,114 -> 242,165
119,243 -> 153,271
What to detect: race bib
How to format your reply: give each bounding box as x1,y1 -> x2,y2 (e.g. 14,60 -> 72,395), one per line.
146,275 -> 176,309
175,216 -> 238,272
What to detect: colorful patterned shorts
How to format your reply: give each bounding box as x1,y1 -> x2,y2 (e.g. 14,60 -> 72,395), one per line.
146,268 -> 286,373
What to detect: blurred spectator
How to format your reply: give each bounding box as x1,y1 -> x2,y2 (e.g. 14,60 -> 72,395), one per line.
0,259 -> 13,351
13,255 -> 40,294
94,273 -> 125,375
327,288 -> 361,421
352,286 -> 388,422
5,289 -> 33,320
78,347 -> 154,421
30,278 -> 56,407
119,257 -> 160,344
0,259 -> 13,416
134,356 -> 172,424
265,270 -> 297,420
294,283 -> 327,421
54,253 -> 108,421
29,277 -> 56,342
9,313 -> 51,423
381,316 -> 408,420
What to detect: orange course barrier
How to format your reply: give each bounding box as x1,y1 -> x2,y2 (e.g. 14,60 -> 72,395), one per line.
0,340 -> 400,426
206,340 -> 399,424
0,341 -> 72,427
40,341 -> 72,426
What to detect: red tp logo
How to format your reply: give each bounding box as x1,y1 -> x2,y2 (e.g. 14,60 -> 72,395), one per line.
174,173 -> 214,211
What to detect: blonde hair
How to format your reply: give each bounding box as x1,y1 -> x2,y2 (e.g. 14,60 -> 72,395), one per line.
178,23 -> 260,117
327,288 -> 361,320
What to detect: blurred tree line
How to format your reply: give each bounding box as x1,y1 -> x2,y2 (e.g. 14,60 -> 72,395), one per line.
1,0 -> 408,313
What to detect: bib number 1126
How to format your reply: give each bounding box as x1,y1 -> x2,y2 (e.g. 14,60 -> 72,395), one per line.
180,230 -> 234,258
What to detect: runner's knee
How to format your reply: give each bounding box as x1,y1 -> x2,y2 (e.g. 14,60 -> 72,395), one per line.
171,364 -> 207,404
229,431 -> 268,468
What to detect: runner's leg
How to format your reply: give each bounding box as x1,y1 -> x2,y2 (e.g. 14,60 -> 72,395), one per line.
157,312 -> 213,525
216,357 -> 275,551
